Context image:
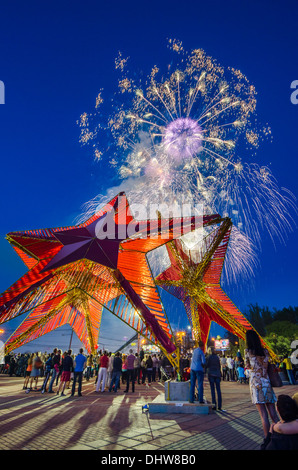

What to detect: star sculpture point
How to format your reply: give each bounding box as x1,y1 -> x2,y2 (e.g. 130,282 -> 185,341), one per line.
0,192 -> 221,360
155,217 -> 278,360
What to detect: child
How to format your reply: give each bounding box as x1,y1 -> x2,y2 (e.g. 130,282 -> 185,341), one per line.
244,365 -> 250,383
237,363 -> 246,383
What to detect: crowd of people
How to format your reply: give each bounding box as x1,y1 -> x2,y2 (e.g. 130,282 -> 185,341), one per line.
1,337 -> 297,450
187,332 -> 298,450
0,347 -> 172,396
180,349 -> 252,386
1,343 -> 296,397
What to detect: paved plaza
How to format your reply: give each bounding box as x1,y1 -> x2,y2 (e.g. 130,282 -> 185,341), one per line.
0,374 -> 297,451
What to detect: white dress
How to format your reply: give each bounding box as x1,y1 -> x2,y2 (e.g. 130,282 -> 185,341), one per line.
245,348 -> 277,405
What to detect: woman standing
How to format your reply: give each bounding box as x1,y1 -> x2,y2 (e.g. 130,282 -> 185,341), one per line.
55,349 -> 63,386
141,355 -> 147,384
206,348 -> 223,411
23,353 -> 34,389
245,330 -> 279,436
86,354 -> 93,381
121,354 -> 127,386
145,355 -> 153,385
26,352 -> 43,392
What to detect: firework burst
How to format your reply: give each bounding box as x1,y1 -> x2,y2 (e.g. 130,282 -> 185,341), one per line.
78,39 -> 296,283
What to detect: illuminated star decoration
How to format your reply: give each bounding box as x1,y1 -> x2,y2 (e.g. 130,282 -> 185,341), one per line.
0,192 -> 220,366
155,217 -> 278,360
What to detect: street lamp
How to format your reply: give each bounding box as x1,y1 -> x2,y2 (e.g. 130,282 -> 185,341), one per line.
176,331 -> 186,354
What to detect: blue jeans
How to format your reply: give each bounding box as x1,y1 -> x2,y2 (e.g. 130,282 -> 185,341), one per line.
287,369 -> 296,385
189,370 -> 204,402
72,371 -> 83,395
41,371 -> 51,392
146,369 -> 152,383
125,369 -> 135,391
48,368 -> 57,392
109,371 -> 121,392
86,366 -> 92,381
209,376 -> 222,409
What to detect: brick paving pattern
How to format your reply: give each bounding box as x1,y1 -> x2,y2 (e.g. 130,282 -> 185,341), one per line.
0,375 -> 297,451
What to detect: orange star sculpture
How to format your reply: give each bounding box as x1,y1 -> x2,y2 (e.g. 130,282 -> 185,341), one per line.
0,192 -> 221,367
155,217 -> 278,360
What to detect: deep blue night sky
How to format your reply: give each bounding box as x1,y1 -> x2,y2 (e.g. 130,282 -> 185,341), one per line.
0,1 -> 297,351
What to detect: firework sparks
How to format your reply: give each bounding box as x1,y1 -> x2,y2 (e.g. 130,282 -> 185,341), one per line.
78,40 -> 296,283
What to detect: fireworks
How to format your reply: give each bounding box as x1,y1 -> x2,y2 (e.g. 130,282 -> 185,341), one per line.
163,117 -> 203,160
78,39 -> 296,283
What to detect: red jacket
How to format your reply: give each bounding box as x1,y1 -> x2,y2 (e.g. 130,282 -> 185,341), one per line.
100,355 -> 109,368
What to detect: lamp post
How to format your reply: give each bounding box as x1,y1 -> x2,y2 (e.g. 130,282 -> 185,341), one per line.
62,330 -> 74,351
176,331 -> 186,354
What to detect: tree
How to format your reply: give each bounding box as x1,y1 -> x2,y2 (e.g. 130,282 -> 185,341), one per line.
245,304 -> 266,336
266,321 -> 298,341
273,306 -> 298,325
224,331 -> 241,357
264,333 -> 292,358
245,304 -> 298,337
261,306 -> 273,326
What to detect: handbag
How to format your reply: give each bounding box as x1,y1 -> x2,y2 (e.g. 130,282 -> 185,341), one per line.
267,362 -> 282,387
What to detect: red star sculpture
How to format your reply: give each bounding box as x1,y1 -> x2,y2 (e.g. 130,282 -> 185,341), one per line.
0,192 -> 221,365
155,217 -> 278,359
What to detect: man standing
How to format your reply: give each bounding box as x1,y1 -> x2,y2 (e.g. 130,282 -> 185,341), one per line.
95,351 -> 109,392
227,355 -> 235,381
109,352 -> 122,392
71,348 -> 86,397
107,353 -> 114,388
134,353 -> 141,384
124,349 -> 136,393
48,348 -> 59,393
220,354 -> 228,381
41,353 -> 54,393
57,351 -> 73,396
189,341 -> 206,404
152,354 -> 159,382
283,355 -> 296,385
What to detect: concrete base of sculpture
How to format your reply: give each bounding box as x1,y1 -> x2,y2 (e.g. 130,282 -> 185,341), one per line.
148,380 -> 211,415
164,379 -> 190,401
